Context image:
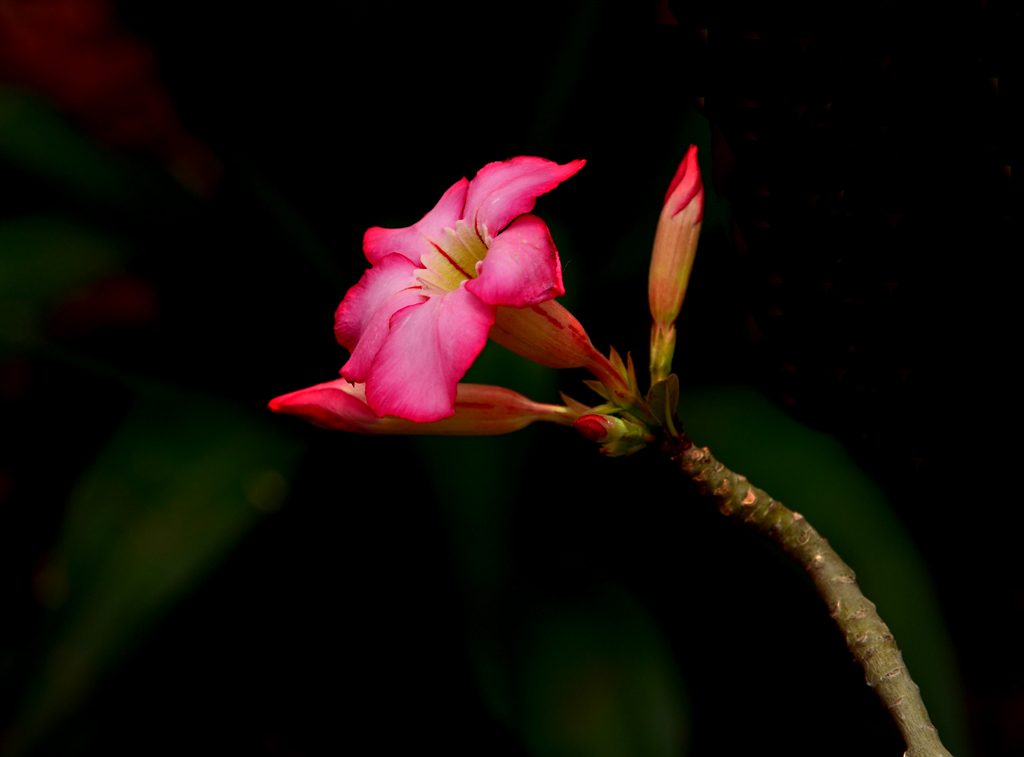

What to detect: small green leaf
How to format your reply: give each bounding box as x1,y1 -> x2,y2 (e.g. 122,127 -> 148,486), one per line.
645,375 -> 679,435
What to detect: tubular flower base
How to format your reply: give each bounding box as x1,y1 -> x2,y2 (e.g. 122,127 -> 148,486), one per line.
334,156 -> 584,423
490,299 -> 598,370
268,379 -> 577,435
490,300 -> 643,416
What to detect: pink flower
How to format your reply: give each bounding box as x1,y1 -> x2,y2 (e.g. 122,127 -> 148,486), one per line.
335,156 -> 584,422
269,380 -> 575,435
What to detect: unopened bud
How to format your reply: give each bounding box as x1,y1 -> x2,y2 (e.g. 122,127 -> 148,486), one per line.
649,145 -> 704,383
572,413 -> 653,457
573,414 -> 613,441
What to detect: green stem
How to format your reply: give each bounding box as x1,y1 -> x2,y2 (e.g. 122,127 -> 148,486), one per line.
662,433 -> 953,757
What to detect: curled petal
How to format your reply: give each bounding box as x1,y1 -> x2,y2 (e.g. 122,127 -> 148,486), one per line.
334,253 -> 426,382
365,286 -> 495,421
363,177 -> 470,265
464,157 -> 584,242
466,214 -> 564,307
269,379 -> 576,435
268,380 -> 380,432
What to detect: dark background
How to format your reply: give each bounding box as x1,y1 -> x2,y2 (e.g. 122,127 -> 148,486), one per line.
0,1 -> 1015,755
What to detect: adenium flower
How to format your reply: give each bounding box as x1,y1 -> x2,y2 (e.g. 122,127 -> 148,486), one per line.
269,379 -> 575,435
335,156 -> 584,422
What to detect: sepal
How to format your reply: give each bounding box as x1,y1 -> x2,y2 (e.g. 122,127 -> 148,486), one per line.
626,352 -> 640,396
582,379 -> 611,401
559,391 -> 593,415
609,346 -> 627,379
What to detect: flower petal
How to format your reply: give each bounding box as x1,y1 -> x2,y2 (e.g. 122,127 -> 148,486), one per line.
334,253 -> 426,382
663,144 -> 704,220
363,177 -> 470,265
465,214 -> 564,307
365,286 -> 495,421
464,157 -> 584,242
269,380 -> 576,435
268,379 -> 379,432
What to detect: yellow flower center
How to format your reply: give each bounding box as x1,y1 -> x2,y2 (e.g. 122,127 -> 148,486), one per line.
415,220 -> 489,294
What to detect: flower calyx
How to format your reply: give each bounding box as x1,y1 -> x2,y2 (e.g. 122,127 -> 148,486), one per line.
491,299 -> 659,427
579,345 -> 659,427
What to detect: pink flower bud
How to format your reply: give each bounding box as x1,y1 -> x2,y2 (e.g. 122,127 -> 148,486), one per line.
571,413 -> 653,456
269,379 -> 575,435
572,414 -> 611,441
649,145 -> 704,382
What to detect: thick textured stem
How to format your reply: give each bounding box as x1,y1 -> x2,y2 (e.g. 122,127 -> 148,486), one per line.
662,434 -> 953,757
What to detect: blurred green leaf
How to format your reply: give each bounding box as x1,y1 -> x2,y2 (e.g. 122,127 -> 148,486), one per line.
0,88 -> 140,209
678,383 -> 968,757
0,216 -> 125,345
419,428 -> 689,757
520,587 -> 688,757
4,390 -> 303,755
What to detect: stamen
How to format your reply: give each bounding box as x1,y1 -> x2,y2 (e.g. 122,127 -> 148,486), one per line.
414,270 -> 447,295
430,242 -> 472,279
455,220 -> 490,263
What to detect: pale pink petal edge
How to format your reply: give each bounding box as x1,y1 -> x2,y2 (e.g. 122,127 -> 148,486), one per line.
334,254 -> 425,383
268,379 -> 377,432
363,177 -> 470,265
464,157 -> 584,241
